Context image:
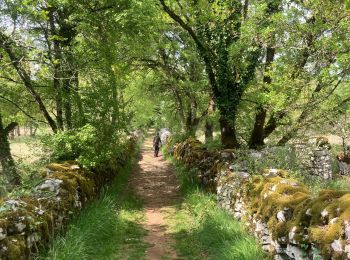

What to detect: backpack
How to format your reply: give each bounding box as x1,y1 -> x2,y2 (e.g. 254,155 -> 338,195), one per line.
154,136 -> 161,147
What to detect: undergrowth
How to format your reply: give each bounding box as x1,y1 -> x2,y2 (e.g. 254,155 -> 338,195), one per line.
38,159 -> 148,260
166,160 -> 268,260
231,146 -> 350,195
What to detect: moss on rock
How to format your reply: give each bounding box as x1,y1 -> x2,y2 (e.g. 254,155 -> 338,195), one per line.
0,139 -> 137,259
172,138 -> 350,259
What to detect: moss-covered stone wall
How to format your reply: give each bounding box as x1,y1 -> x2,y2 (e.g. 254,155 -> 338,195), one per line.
172,138 -> 350,259
0,137 -> 137,259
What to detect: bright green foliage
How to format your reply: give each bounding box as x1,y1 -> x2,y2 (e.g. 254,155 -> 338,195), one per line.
239,0 -> 350,145
1,0 -> 350,171
42,124 -> 126,168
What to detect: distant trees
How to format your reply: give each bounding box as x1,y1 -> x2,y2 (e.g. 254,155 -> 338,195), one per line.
139,28 -> 211,136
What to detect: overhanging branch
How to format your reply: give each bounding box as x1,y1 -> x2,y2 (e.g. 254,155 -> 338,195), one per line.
0,95 -> 48,124
4,122 -> 18,134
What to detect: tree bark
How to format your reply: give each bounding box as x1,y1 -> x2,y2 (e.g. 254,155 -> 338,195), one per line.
49,9 -> 64,130
263,111 -> 287,139
9,130 -> 14,140
16,125 -> 20,136
243,0 -> 249,20
109,68 -> 119,126
249,46 -> 275,148
54,73 -> 64,130
184,108 -> 199,137
249,107 -> 267,148
205,119 -> 214,143
63,78 -> 72,129
184,121 -> 199,137
205,98 -> 215,143
0,113 -> 21,187
71,71 -> 86,126
219,115 -> 239,149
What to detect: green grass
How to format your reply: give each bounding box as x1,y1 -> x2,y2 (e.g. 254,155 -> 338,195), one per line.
38,161 -> 149,260
9,135 -> 42,144
165,162 -> 268,260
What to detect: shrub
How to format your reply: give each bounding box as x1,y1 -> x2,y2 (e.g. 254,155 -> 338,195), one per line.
42,124 -> 125,169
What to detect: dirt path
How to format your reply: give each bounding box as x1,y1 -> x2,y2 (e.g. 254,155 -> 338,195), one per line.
129,137 -> 180,260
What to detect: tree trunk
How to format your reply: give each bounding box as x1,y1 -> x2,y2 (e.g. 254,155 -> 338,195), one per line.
243,0 -> 249,20
49,10 -> 64,131
0,113 -> 21,188
184,116 -> 199,137
184,99 -> 200,137
54,73 -> 64,130
277,131 -> 294,146
63,78 -> 72,129
219,115 -> 239,149
71,71 -> 86,126
205,99 -> 215,143
205,119 -> 213,143
107,64 -> 119,126
249,45 -> 275,148
9,130 -> 14,140
249,107 -> 267,148
16,125 -> 20,136
263,111 -> 287,140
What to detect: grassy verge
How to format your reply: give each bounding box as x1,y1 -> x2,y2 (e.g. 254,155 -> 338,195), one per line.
39,160 -> 149,260
165,161 -> 267,260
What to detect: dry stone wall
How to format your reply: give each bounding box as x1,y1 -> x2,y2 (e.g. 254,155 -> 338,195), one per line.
172,138 -> 350,259
310,148 -> 333,180
259,143 -> 334,180
0,138 -> 137,260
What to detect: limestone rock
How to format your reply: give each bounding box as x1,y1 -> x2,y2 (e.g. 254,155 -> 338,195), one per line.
277,211 -> 286,222
344,244 -> 350,259
331,239 -> 342,253
286,244 -> 305,259
37,179 -> 63,193
344,221 -> 350,240
15,223 -> 26,232
0,228 -> 6,241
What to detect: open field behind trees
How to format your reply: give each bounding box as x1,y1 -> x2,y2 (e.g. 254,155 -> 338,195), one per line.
10,136 -> 45,164
0,0 -> 350,259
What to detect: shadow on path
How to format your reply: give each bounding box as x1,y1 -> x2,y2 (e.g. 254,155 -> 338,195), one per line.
129,138 -> 181,259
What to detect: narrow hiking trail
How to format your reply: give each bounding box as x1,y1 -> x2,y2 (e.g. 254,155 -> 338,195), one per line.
129,137 -> 181,259
44,136 -> 266,259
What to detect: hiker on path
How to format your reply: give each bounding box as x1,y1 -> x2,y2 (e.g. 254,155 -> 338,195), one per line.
153,132 -> 161,157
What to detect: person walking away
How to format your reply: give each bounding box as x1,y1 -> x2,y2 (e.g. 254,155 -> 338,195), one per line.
153,133 -> 161,157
